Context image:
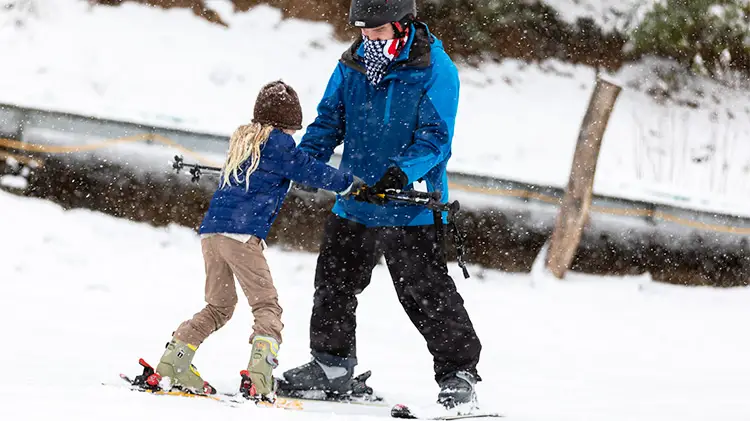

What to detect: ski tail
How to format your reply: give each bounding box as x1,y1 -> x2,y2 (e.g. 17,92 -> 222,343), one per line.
390,403 -> 503,420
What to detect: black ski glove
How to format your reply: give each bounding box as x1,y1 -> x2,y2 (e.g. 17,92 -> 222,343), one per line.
355,166 -> 408,205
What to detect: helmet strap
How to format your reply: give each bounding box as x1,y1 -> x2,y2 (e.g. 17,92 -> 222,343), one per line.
391,14 -> 413,39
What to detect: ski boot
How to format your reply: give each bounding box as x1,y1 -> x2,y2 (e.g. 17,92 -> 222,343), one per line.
280,358 -> 353,393
278,356 -> 380,402
154,338 -> 216,395
238,335 -> 279,401
437,371 -> 477,409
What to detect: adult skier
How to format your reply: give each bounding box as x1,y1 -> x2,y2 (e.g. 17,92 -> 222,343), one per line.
280,0 -> 483,409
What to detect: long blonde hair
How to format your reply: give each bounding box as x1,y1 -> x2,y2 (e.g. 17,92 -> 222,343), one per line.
222,122 -> 274,190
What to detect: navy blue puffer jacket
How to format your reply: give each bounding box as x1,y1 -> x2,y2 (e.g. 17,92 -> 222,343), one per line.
199,129 -> 353,239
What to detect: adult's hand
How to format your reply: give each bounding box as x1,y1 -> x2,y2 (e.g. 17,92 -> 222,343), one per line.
371,166 -> 408,192
355,166 -> 408,205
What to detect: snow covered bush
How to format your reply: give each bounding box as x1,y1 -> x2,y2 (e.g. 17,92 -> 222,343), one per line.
628,0 -> 750,79
408,1 -> 624,67
234,0 -> 625,68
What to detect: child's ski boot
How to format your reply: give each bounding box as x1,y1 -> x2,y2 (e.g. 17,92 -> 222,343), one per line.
239,335 -> 279,402
153,338 -> 216,395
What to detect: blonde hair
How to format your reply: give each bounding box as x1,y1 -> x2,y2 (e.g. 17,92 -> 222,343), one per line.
222,122 -> 274,190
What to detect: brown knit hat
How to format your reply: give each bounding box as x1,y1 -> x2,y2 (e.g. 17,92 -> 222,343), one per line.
251,80 -> 303,130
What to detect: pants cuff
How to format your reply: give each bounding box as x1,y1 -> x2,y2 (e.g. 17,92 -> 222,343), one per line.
312,350 -> 357,369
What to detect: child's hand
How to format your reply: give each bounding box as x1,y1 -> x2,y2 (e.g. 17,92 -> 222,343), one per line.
340,176 -> 367,198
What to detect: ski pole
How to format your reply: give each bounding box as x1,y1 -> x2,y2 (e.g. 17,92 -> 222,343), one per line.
172,155 -> 221,182
360,188 -> 470,279
170,156 -> 470,278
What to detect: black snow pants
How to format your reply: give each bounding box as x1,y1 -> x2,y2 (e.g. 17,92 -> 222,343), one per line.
309,214 -> 482,382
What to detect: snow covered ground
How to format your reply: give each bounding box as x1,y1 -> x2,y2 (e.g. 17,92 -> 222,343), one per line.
2,190 -> 750,420
2,0 -> 750,219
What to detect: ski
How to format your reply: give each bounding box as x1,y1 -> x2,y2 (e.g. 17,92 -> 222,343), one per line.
112,358 -> 305,410
390,403 -> 503,420
113,373 -> 309,409
113,374 -> 239,406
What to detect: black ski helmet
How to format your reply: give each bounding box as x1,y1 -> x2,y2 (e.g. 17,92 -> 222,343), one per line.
349,0 -> 416,29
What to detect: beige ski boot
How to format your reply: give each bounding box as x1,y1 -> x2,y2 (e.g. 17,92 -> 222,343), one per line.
241,335 -> 279,400
155,338 -> 216,395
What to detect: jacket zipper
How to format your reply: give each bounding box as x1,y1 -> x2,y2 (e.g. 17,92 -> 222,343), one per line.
384,82 -> 394,125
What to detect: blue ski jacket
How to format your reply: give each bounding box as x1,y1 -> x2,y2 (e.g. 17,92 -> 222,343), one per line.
200,129 -> 353,239
298,22 -> 459,227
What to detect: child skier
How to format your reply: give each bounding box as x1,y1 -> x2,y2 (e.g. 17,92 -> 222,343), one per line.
152,80 -> 365,400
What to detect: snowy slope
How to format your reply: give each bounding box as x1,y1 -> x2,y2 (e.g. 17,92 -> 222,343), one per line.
2,190 -> 750,420
2,0 -> 750,217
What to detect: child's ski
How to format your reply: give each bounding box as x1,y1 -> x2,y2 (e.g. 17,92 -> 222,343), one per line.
112,373 -> 242,407
113,358 -> 303,410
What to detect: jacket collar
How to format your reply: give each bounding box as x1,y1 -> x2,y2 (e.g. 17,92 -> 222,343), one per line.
340,21 -> 433,78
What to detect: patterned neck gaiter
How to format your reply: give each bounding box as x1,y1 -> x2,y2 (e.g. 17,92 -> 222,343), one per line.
362,29 -> 409,86
362,38 -> 393,86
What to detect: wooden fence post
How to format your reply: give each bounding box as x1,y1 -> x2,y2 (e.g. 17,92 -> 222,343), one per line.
545,75 -> 622,279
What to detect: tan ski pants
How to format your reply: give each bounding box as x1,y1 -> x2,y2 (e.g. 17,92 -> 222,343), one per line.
173,234 -> 283,346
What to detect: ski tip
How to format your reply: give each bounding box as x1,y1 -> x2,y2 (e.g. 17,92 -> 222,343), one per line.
390,403 -> 417,419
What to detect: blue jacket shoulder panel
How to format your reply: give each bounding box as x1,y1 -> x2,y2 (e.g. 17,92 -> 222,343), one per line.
390,39 -> 459,185
297,64 -> 348,163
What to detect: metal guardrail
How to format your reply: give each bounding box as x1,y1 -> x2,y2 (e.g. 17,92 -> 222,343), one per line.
2,102 -> 750,236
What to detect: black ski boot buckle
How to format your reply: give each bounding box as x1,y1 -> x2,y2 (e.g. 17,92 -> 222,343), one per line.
327,371 -> 380,402
348,371 -> 376,398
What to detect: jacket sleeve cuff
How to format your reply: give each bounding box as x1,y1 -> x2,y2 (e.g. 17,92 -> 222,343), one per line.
336,172 -> 355,195
337,182 -> 353,196
387,160 -> 416,186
